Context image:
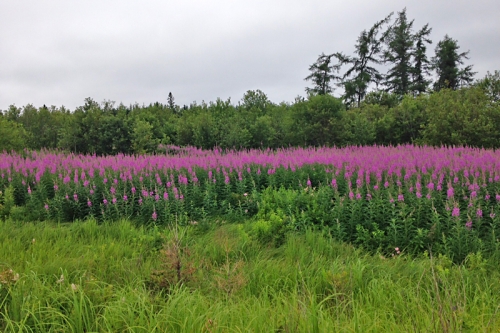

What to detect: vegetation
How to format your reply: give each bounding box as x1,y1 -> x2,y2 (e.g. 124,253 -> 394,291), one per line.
1,218 -> 500,332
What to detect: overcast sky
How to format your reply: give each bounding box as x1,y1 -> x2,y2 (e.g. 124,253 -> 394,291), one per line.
0,0 -> 499,111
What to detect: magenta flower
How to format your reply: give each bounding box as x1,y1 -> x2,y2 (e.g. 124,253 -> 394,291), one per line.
465,220 -> 473,229
87,200 -> 92,207
397,194 -> 404,202
452,207 -> 460,217
103,198 -> 108,205
123,195 -> 128,201
163,192 -> 168,200
112,197 -> 117,205
152,211 -> 157,221
131,187 -> 136,194
44,204 -> 49,211
447,187 -> 454,199
73,193 -> 78,201
306,178 -> 312,187
476,209 -> 483,218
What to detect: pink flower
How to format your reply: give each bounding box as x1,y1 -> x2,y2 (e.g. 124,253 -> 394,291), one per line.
73,193 -> 78,201
123,195 -> 128,201
397,194 -> 404,202
103,198 -> 108,205
112,197 -> 117,205
87,200 -> 92,207
152,211 -> 157,221
447,187 -> 454,199
476,209 -> 483,218
44,204 -> 49,211
465,220 -> 473,229
452,207 -> 460,217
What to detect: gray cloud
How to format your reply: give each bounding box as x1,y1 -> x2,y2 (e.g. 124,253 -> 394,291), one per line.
1,0 -> 498,110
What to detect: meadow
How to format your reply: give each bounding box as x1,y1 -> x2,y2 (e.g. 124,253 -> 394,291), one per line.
1,145 -> 500,331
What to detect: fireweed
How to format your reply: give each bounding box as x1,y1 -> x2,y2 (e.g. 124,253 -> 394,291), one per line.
2,145 -> 500,261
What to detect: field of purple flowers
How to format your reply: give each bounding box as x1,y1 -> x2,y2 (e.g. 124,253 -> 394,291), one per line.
1,145 -> 500,262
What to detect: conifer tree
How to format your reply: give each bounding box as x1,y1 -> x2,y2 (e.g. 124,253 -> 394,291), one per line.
410,24 -> 432,95
336,13 -> 392,107
383,8 -> 414,96
304,53 -> 341,95
432,35 -> 475,91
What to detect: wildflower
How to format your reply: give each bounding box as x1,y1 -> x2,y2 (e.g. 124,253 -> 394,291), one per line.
152,211 -> 157,221
163,192 -> 168,200
490,213 -> 496,219
306,178 -> 312,187
476,209 -> 483,218
87,200 -> 92,207
54,184 -> 59,191
73,193 -> 78,202
243,192 -> 248,197
44,204 -> 49,211
384,181 -> 389,188
452,207 -> 460,217
485,194 -> 491,201
465,220 -> 473,229
331,179 -> 338,189
470,191 -> 477,199
112,197 -> 117,205
110,187 -> 116,195
123,195 -> 128,201
395,247 -> 401,255
138,198 -> 143,205
366,193 -> 372,200
131,187 -> 136,194
27,186 -> 31,195
416,191 -> 422,198
426,193 -> 432,200
496,194 -> 500,202
103,198 -> 108,205
397,194 -> 404,202
90,189 -> 94,195
356,192 -> 362,200
447,187 -> 454,199
373,184 -> 379,190
349,191 -> 354,200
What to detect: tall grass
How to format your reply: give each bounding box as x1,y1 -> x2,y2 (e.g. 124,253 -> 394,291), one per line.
1,218 -> 499,332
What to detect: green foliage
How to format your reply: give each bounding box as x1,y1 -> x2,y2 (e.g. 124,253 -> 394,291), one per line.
432,35 -> 476,91
420,87 -> 500,147
304,53 -> 341,95
0,117 -> 27,152
1,219 -> 500,332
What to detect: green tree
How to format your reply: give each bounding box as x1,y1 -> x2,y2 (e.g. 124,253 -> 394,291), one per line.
432,35 -> 476,91
304,53 -> 341,95
0,117 -> 27,152
475,70 -> 500,103
410,24 -> 433,95
336,13 -> 393,107
420,87 -> 499,147
383,8 -> 415,96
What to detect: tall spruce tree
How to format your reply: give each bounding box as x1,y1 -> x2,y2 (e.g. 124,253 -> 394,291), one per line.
432,35 -> 475,91
410,24 -> 432,95
383,8 -> 414,96
304,53 -> 341,95
336,13 -> 392,107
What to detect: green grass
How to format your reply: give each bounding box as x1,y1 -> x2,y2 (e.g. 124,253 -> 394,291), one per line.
1,218 -> 500,332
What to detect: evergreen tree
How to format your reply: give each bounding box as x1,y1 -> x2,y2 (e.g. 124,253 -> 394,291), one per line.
383,8 -> 414,96
336,13 -> 392,107
304,53 -> 341,95
410,24 -> 432,95
167,92 -> 176,110
432,35 -> 475,91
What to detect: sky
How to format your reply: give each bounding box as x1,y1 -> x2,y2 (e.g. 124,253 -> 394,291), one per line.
0,0 -> 499,111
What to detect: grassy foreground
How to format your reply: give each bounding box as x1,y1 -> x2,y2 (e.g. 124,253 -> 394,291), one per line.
1,219 -> 500,332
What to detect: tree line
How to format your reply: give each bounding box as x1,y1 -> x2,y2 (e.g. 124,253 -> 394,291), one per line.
1,8 -> 499,154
